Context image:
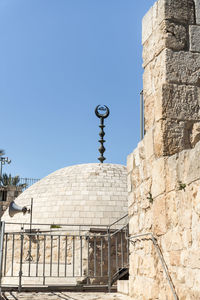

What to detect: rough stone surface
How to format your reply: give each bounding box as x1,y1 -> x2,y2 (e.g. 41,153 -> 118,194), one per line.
165,49 -> 200,86
190,25 -> 200,52
143,20 -> 187,67
194,0 -> 200,24
128,0 -> 200,298
142,0 -> 195,45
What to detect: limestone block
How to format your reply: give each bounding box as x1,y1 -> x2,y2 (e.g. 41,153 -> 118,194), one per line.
127,174 -> 132,193
152,195 -> 167,235
192,210 -> 200,248
169,250 -> 181,266
182,229 -> 192,248
131,167 -> 141,189
140,255 -> 156,278
165,192 -> 179,228
127,152 -> 134,173
178,191 -> 192,229
187,141 -> 200,183
162,230 -> 183,251
194,0 -> 200,24
165,49 -> 200,86
165,155 -> 178,192
117,280 -> 129,295
142,0 -> 194,45
144,128 -> 154,160
128,192 -> 135,209
142,5 -> 153,44
129,215 -> 139,235
162,84 -> 200,121
153,121 -> 164,157
143,49 -> 166,97
144,93 -> 155,131
131,276 -> 159,300
177,149 -> 188,183
181,250 -> 200,268
138,160 -> 149,182
190,25 -> 200,52
151,158 -> 165,198
162,119 -> 193,156
143,210 -> 153,231
190,122 -> 200,147
164,0 -> 195,24
143,20 -> 187,67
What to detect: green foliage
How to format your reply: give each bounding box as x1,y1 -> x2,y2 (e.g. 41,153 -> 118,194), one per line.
0,173 -> 27,188
178,182 -> 186,191
50,224 -> 62,229
147,192 -> 153,204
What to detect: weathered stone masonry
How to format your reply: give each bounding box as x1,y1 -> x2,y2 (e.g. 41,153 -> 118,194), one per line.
128,0 -> 200,299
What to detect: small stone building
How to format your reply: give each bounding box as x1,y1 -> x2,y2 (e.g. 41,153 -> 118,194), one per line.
0,186 -> 22,218
1,163 -> 128,287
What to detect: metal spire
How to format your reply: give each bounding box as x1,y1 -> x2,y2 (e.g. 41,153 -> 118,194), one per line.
95,105 -> 110,163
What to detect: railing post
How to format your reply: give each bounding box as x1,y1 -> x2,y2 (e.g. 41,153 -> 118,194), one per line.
127,224 -> 129,266
0,222 -> 5,298
18,233 -> 24,292
108,228 -> 111,292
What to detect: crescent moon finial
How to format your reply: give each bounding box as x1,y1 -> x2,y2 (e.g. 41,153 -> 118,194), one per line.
95,105 -> 110,163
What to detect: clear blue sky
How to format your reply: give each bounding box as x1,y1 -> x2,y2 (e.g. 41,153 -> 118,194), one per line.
0,0 -> 155,179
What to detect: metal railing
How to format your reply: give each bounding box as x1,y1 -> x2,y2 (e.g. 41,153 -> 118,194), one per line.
18,178 -> 40,190
1,215 -> 129,292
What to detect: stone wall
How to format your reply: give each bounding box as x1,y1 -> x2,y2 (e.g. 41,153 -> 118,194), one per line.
128,0 -> 200,299
0,186 -> 22,218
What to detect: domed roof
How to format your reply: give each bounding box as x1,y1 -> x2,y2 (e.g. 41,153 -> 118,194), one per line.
3,163 -> 128,229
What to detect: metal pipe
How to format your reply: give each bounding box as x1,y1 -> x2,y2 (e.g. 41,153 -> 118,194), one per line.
18,233 -> 24,292
65,236 -> 67,277
58,236 -> 60,277
115,234 -> 118,271
36,235 -> 39,277
11,234 -> 15,277
87,236 -> 90,284
43,235 -> 46,285
107,229 -> 111,292
94,236 -> 96,277
73,236 -> 75,277
50,236 -> 53,277
140,90 -> 144,140
80,236 -> 82,277
101,237 -> 103,277
121,230 -> 124,267
3,234 -> 7,276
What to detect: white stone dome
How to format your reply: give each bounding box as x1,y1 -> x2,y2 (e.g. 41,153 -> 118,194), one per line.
3,163 -> 128,229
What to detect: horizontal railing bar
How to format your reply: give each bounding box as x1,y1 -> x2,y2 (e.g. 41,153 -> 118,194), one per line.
5,222 -> 110,228
108,214 -> 128,228
3,275 -> 109,278
3,233 -> 109,238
